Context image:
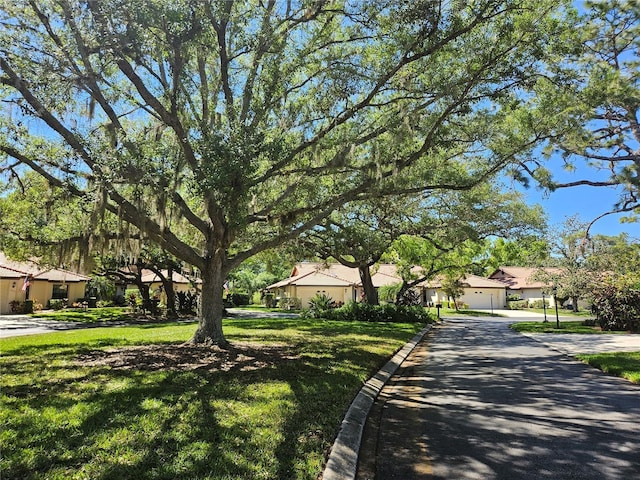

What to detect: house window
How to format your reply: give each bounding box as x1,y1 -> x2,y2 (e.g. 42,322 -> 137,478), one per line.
52,284 -> 68,299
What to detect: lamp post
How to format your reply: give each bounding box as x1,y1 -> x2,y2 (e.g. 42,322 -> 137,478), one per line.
542,291 -> 548,323
553,286 -> 559,329
490,293 -> 494,316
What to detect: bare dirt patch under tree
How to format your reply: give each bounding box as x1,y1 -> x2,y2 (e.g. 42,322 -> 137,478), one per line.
77,343 -> 300,372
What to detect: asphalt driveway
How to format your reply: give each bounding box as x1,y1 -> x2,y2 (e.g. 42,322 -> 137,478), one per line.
363,316 -> 640,480
0,315 -> 84,338
458,309 -> 640,355
0,308 -> 298,338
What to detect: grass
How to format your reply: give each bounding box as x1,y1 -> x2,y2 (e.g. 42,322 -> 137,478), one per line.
0,318 -> 425,480
229,305 -> 297,313
511,321 -> 639,383
514,307 -> 594,318
31,306 -> 136,323
575,352 -> 640,384
510,320 -> 629,334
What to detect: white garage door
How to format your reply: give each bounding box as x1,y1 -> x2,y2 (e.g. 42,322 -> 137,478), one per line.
463,291 -> 496,309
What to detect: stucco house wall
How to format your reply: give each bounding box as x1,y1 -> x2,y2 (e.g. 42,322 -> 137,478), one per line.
266,263 -> 397,308
418,275 -> 507,309
0,274 -> 23,314
489,267 -> 560,307
0,253 -> 89,314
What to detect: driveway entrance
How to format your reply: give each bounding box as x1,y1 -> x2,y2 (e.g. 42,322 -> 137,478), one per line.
365,317 -> 640,479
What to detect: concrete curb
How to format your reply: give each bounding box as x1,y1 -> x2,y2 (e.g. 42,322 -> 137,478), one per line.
322,323 -> 434,480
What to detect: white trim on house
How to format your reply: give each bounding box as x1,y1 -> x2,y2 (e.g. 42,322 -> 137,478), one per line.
418,274 -> 507,309
488,266 -> 561,307
267,263 -> 509,310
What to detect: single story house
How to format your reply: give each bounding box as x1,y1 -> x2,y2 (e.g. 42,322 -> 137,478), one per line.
267,263 -> 509,310
488,266 -> 561,307
418,274 -> 508,309
0,252 -> 90,314
140,269 -> 200,295
266,262 -> 402,308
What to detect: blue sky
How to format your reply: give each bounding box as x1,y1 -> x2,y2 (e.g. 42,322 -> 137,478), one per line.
515,158 -> 639,238
516,1 -> 640,240
522,183 -> 638,238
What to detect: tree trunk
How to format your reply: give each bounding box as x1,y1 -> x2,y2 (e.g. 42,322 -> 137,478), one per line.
395,282 -> 409,304
136,280 -> 150,302
359,265 -> 379,305
134,261 -> 150,303
160,266 -> 177,317
571,296 -> 579,312
190,255 -> 228,346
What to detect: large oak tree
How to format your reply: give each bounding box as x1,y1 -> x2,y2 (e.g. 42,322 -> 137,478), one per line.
517,0 -> 639,230
1,0 -> 569,344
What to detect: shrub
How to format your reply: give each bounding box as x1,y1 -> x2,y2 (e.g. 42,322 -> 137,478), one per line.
397,289 -> 422,306
262,292 -> 276,308
592,285 -> 640,332
508,300 -> 529,310
308,293 -> 334,317
251,291 -> 262,305
226,292 -> 250,307
278,297 -> 301,310
507,293 -> 522,302
49,299 -> 66,310
378,283 -> 402,303
9,300 -> 22,313
176,291 -> 198,314
31,300 -> 43,312
326,301 -> 434,323
530,299 -> 549,309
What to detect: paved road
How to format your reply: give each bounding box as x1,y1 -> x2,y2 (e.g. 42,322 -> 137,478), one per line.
362,317 -> 640,480
0,308 -> 298,338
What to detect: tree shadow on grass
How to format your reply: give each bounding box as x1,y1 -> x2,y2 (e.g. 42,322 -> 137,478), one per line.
1,337 -> 394,479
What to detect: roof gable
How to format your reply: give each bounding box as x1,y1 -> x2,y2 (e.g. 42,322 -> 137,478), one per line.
0,252 -> 89,282
489,266 -> 562,289
268,262 -> 402,289
419,274 -> 506,289
140,269 -> 201,285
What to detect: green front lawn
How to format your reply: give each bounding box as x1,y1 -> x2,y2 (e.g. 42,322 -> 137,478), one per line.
0,318 -> 424,480
519,307 -> 594,318
510,321 -> 628,334
576,352 -> 640,384
31,306 -> 136,323
511,321 -> 639,383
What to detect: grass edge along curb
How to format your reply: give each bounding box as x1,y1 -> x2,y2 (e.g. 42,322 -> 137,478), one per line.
322,323 -> 433,480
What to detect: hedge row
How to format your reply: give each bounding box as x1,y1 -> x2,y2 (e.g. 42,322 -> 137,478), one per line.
304,301 -> 435,323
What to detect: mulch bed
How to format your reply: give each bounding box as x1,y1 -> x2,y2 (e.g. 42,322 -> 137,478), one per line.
76,343 -> 300,372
